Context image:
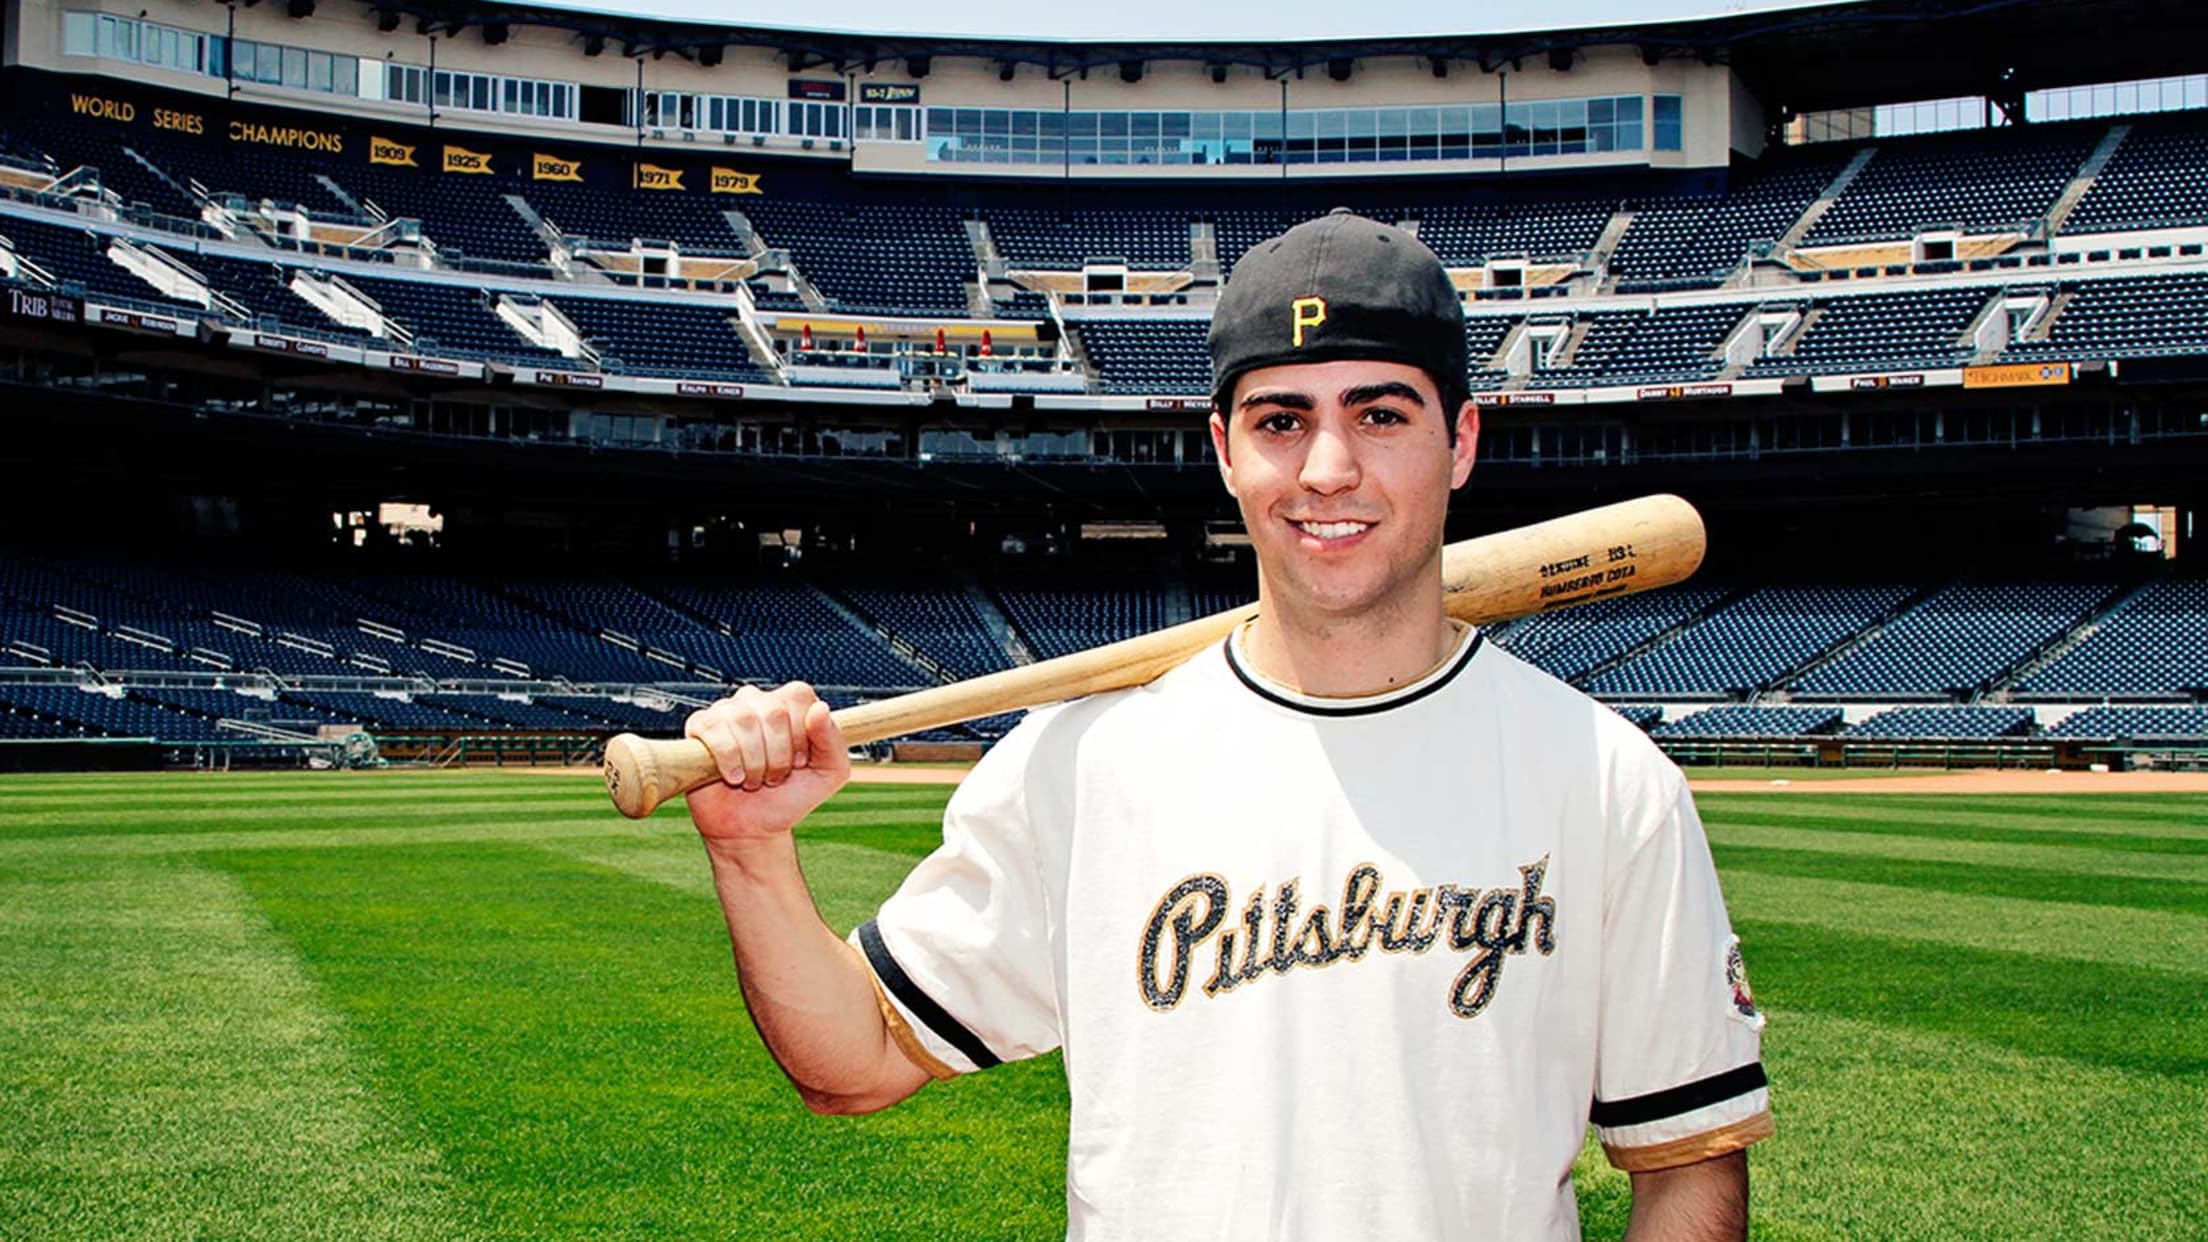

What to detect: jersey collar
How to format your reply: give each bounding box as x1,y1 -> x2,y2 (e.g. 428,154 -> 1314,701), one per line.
1223,620 -> 1484,718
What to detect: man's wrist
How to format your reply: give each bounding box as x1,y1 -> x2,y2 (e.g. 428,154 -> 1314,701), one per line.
701,832 -> 800,882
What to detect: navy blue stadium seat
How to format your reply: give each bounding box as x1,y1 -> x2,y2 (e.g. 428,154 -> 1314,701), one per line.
1842,706 -> 2035,739
1795,582 -> 2114,696
1653,705 -> 1844,738
2017,579 -> 2208,697
2062,111 -> 2208,234
1806,124 -> 2099,244
2046,705 -> 2208,740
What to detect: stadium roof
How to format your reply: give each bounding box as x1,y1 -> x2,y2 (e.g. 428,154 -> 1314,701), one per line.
369,0 -> 2208,117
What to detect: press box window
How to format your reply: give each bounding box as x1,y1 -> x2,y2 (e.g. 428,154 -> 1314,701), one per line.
1653,95 -> 1684,151
62,11 -> 95,56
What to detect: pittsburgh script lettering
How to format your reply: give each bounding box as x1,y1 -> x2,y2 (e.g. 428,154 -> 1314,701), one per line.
1138,858 -> 1555,1019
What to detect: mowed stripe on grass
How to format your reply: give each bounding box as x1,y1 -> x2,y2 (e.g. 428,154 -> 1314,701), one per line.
213,839 -> 1069,1240
0,771 -> 2200,1241
0,855 -> 469,1240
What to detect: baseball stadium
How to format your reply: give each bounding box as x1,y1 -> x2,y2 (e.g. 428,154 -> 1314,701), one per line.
0,0 -> 2201,1234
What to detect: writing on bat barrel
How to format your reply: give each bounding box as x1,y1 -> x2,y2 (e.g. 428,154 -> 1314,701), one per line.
1536,542 -> 1638,604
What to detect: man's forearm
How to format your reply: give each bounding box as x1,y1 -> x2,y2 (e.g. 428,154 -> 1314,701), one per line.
1623,1150 -> 1749,1242
706,835 -> 929,1114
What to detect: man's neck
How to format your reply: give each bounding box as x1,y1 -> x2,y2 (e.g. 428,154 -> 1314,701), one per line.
1239,591 -> 1460,698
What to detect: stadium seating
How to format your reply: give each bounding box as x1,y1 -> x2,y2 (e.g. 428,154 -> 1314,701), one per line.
1211,209 -> 1323,274
1488,586 -> 1731,682
550,297 -> 767,381
2046,705 -> 2208,740
135,687 -> 350,735
742,200 -> 974,314
1611,151 -> 1849,287
282,690 -> 499,731
346,165 -> 546,266
498,575 -> 784,682
341,275 -> 566,362
1411,196 -> 1616,264
0,213 -> 208,311
0,697 -> 82,739
524,180 -> 744,253
1794,582 -> 2115,696
1805,124 -> 2099,244
1748,287 -> 1984,376
0,684 -> 228,740
537,695 -> 686,732
9,122 -> 200,220
997,577 -> 1172,660
1076,320 -> 1210,394
192,252 -> 373,340
417,694 -> 604,731
2016,579 -> 2208,696
643,576 -> 931,688
1842,706 -> 2035,738
1589,586 -> 1913,696
834,578 -> 1015,680
1531,304 -> 1739,388
2061,112 -> 2208,234
1653,705 -> 1844,737
2004,272 -> 2208,361
985,208 -> 1192,270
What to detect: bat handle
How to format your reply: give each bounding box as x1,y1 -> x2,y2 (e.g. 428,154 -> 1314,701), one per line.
603,733 -> 718,820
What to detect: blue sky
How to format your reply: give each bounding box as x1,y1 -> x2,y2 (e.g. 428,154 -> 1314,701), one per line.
531,0 -> 1838,41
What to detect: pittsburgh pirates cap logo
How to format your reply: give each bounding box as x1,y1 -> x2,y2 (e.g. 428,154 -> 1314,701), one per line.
1291,296 -> 1328,347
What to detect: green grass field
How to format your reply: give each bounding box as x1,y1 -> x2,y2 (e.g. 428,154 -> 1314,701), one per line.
1,770 -> 2201,1240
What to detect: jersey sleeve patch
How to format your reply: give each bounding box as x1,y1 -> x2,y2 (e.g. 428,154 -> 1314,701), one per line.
857,919 -> 1003,1073
1725,935 -> 1764,1030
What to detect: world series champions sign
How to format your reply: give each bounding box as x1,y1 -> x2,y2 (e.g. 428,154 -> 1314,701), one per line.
27,74 -> 774,202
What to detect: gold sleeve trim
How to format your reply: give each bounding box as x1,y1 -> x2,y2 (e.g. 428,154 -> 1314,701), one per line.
1604,1110 -> 1774,1173
872,976 -> 960,1081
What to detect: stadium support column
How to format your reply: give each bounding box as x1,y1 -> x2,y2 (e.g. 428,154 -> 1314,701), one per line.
1498,70 -> 1508,178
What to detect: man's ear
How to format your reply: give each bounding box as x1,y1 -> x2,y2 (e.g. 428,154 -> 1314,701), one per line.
1448,401 -> 1480,490
1209,411 -> 1237,496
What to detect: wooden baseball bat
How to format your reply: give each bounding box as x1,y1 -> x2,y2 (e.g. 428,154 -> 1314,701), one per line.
603,493 -> 1703,818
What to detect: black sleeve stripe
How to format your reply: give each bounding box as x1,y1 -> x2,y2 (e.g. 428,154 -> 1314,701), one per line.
857,920 -> 1002,1071
1591,1062 -> 1767,1128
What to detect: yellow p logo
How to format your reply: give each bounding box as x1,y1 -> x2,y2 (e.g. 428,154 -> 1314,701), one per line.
1291,296 -> 1328,347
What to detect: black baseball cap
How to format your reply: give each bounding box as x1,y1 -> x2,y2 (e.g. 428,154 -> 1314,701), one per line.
1209,207 -> 1468,416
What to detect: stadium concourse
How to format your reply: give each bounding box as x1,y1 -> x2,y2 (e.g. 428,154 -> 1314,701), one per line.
0,0 -> 2202,773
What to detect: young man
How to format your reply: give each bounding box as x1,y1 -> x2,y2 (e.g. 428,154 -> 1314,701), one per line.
684,209 -> 1771,1240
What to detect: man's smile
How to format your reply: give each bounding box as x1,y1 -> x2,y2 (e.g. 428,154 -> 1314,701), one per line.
1289,518 -> 1377,543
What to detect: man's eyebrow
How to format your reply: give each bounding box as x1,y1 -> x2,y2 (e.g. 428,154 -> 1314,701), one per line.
1339,381 -> 1429,408
1238,389 -> 1315,411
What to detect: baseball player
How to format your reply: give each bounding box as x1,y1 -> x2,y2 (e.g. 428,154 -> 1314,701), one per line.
684,209 -> 1770,1240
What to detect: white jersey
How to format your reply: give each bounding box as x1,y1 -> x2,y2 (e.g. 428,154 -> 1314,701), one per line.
856,624 -> 1771,1241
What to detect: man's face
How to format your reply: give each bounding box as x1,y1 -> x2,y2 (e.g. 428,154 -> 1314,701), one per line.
1210,359 -> 1478,630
